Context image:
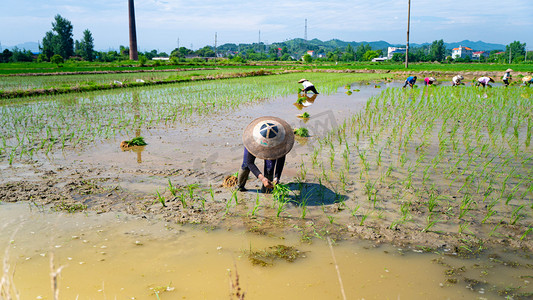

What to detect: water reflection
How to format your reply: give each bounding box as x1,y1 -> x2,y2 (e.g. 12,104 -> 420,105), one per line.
120,91 -> 145,163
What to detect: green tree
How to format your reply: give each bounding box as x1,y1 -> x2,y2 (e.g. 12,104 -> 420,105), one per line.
40,31 -> 56,60
341,44 -> 355,61
355,44 -> 371,61
196,46 -> 215,57
78,29 -> 95,61
363,50 -> 379,61
302,53 -> 313,63
506,41 -> 526,62
0,49 -> 13,63
50,54 -> 64,65
429,39 -> 445,62
52,14 -> 74,59
280,53 -> 291,61
10,47 -> 34,62
171,47 -> 193,58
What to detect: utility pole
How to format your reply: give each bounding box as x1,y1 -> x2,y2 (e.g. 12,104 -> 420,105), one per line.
214,32 -> 217,61
405,0 -> 411,68
177,38 -> 179,49
128,0 -> 139,60
258,30 -> 261,53
304,19 -> 308,41
509,47 -> 512,64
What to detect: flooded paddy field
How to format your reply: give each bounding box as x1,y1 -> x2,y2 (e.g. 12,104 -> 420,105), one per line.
0,68 -> 257,92
1,73 -> 532,299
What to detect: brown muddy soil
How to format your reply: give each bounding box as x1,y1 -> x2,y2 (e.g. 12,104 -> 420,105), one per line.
1,83 -> 531,256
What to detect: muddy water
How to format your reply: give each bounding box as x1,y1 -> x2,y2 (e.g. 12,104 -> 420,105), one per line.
0,202 -> 491,299
3,82 -> 531,299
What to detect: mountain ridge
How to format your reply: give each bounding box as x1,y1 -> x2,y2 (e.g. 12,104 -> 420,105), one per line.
3,39 -> 506,54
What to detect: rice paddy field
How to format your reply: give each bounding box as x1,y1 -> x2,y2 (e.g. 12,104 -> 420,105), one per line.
1,67 -> 533,299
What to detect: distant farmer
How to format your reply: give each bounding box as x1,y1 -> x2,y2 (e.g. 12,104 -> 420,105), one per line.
424,77 -> 436,86
503,69 -> 513,86
522,76 -> 533,87
452,75 -> 464,86
237,116 -> 295,193
298,79 -> 319,94
476,76 -> 494,88
403,76 -> 417,88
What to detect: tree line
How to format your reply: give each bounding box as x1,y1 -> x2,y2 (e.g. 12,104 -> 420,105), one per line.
0,15 -> 530,64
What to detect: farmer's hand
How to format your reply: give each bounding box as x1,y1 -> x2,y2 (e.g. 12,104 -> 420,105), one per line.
259,175 -> 273,189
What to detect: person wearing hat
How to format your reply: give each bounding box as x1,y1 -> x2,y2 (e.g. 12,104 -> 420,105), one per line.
452,75 -> 464,86
424,77 -> 436,86
476,76 -> 494,88
403,76 -> 417,88
298,79 -> 319,94
503,69 -> 513,86
522,76 -> 533,87
237,116 -> 295,192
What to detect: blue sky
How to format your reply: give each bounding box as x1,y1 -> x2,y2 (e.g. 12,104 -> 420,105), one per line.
1,0 -> 532,52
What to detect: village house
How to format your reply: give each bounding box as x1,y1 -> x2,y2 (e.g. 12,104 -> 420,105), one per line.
452,46 -> 474,59
472,51 -> 489,60
387,47 -> 405,59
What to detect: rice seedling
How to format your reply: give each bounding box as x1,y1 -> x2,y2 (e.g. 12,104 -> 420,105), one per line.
272,183 -> 291,218
510,205 -> 525,225
167,179 -> 178,197
294,127 -> 310,137
155,190 -> 166,207
249,194 -> 262,218
123,136 -> 147,146
521,227 -> 532,241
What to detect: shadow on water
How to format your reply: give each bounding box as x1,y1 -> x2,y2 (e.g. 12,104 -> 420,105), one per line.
285,182 -> 347,206
244,182 -> 347,206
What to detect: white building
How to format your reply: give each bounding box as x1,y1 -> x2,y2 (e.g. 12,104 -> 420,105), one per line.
387,47 -> 406,59
452,46 -> 474,59
472,51 -> 489,60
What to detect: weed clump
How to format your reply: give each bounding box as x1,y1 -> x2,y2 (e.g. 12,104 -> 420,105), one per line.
52,201 -> 87,213
247,245 -> 305,266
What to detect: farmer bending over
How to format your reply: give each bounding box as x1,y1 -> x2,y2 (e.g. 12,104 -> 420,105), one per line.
424,77 -> 436,86
503,69 -> 512,86
298,79 -> 319,94
522,76 -> 533,87
237,116 -> 294,193
452,75 -> 464,86
476,76 -> 494,88
403,76 -> 417,88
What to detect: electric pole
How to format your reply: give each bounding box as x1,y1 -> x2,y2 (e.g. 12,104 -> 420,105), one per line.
304,19 -> 308,41
405,0 -> 411,68
214,32 -> 217,61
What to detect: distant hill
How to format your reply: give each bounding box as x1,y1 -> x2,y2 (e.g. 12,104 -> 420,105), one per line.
3,42 -> 40,53
217,38 -> 505,56
410,40 -> 504,51
444,40 -> 505,51
4,39 -> 505,55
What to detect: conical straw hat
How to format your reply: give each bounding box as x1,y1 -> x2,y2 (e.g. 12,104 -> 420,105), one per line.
505,69 -> 513,72
243,116 -> 295,160
298,79 -> 307,83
